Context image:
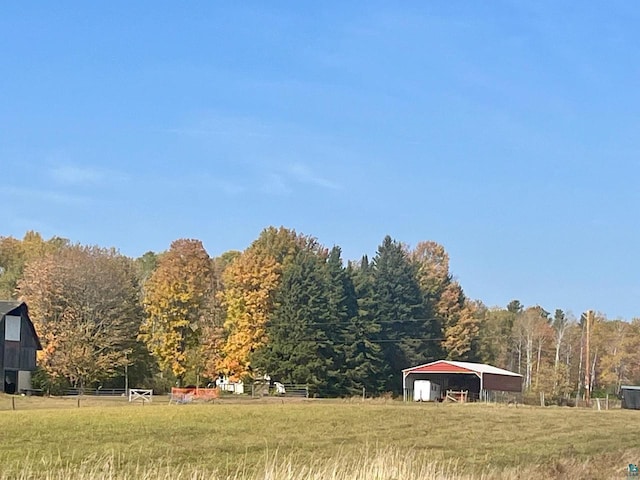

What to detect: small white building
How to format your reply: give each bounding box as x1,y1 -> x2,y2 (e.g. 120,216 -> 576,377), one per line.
215,376 -> 244,394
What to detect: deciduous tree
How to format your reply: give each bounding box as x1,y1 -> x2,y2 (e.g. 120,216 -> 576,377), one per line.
18,245 -> 141,390
218,249 -> 280,380
139,239 -> 213,385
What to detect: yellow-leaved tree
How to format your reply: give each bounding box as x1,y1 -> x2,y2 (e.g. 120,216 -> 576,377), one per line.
410,241 -> 480,360
139,239 -> 212,385
218,249 -> 280,380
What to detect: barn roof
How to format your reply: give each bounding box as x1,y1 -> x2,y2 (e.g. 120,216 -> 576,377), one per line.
0,301 -> 43,350
403,360 -> 522,377
0,301 -> 22,316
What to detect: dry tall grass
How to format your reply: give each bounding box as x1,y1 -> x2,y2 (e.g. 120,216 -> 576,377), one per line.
1,397 -> 638,479
0,447 -> 636,480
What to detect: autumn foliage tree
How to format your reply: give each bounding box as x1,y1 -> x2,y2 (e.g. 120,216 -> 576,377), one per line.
410,241 -> 479,361
18,244 -> 142,391
139,239 -> 213,385
0,232 -> 68,299
218,249 -> 280,380
8,227 -> 640,399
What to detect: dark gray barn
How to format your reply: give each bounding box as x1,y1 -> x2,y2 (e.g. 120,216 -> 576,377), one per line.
621,386 -> 640,410
0,301 -> 42,394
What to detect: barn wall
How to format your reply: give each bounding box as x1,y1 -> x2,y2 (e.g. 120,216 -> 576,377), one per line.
0,303 -> 40,394
622,389 -> 640,409
20,315 -> 38,349
483,373 -> 522,392
405,373 -> 453,391
405,373 -> 481,396
0,315 -> 4,392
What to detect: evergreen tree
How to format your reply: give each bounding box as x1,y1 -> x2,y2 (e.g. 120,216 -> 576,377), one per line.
252,249 -> 333,396
372,236 -> 434,393
345,256 -> 386,394
322,246 -> 358,396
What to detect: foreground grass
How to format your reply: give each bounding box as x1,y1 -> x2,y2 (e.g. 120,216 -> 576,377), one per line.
0,396 -> 638,478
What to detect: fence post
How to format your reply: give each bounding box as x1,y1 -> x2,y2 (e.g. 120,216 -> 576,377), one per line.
540,392 -> 545,407
362,387 -> 365,402
12,397 -> 15,411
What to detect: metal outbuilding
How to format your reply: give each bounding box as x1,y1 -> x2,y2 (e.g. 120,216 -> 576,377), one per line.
402,360 -> 523,402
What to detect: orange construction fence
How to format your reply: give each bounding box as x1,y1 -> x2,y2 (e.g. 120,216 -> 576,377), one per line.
170,387 -> 220,402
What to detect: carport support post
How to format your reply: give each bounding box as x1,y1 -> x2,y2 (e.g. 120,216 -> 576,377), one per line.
402,372 -> 407,402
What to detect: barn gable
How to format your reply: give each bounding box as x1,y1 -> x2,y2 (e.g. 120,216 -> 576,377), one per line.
0,301 -> 42,394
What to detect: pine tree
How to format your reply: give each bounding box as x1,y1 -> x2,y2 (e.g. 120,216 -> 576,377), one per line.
251,249 -> 333,396
345,256 -> 386,394
322,246 -> 358,396
372,236 -> 432,393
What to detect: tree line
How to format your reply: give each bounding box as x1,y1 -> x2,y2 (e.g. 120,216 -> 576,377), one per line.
1,229 -> 638,398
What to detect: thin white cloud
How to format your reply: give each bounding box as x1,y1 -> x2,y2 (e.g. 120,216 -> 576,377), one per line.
167,115 -> 274,140
261,173 -> 290,195
4,186 -> 90,206
216,180 -> 246,196
48,164 -> 130,187
288,163 -> 341,190
50,165 -> 103,185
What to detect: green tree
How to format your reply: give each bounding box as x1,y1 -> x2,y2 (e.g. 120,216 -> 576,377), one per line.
345,256 -> 386,394
321,246 -> 358,396
252,248 -> 333,396
476,307 -> 516,369
135,251 -> 159,285
372,236 -> 434,393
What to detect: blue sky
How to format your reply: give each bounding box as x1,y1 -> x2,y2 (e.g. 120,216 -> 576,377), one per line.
2,2 -> 639,319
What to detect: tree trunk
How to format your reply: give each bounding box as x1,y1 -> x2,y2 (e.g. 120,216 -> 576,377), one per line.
577,324 -> 584,394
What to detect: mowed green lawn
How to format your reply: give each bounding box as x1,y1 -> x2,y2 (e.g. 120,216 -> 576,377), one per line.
0,395 -> 638,479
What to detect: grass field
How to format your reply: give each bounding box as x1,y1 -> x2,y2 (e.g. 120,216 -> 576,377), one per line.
0,394 -> 638,479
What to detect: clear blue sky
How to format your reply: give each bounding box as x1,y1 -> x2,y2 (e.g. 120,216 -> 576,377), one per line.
2,2 -> 639,319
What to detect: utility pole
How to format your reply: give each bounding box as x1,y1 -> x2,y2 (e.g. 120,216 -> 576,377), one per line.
584,310 -> 593,408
